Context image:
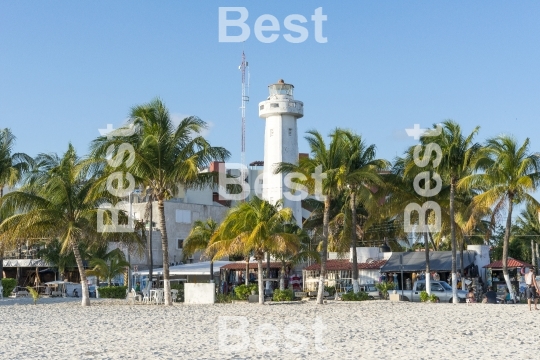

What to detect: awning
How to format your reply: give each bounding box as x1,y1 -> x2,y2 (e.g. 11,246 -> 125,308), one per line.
380,251 -> 476,272
134,261 -> 232,276
3,259 -> 49,267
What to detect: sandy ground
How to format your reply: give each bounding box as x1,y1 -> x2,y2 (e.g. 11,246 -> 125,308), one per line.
1,297 -> 539,360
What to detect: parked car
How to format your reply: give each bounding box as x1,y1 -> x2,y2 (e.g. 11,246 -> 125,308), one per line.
345,283 -> 380,299
409,280 -> 468,303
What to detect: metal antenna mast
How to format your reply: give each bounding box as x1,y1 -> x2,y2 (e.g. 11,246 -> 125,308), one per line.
239,51 -> 249,193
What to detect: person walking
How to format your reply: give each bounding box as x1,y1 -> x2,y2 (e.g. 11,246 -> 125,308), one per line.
524,267 -> 539,311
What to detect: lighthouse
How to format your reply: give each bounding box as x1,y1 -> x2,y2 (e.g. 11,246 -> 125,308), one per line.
259,79 -> 304,227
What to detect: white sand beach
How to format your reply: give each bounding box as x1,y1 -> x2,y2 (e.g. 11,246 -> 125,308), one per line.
1,298 -> 539,360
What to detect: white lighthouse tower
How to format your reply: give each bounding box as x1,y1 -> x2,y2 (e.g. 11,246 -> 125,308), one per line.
259,79 -> 304,227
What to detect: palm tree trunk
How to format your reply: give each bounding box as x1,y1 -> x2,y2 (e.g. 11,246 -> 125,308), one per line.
460,239 -> 465,290
428,231 -> 438,251
266,252 -> 271,290
157,199 -> 172,306
148,198 -> 153,290
72,241 -> 90,306
503,195 -> 515,301
450,178 -> 458,304
424,228 -> 431,296
350,192 -> 359,293
532,240 -> 536,275
317,196 -> 331,305
533,243 -> 540,275
257,257 -> 264,304
0,245 -> 4,281
210,261 -> 214,283
245,256 -> 249,286
280,262 -> 286,291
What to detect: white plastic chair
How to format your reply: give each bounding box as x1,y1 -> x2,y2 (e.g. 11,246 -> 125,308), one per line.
131,288 -> 142,303
153,289 -> 164,305
142,288 -> 150,304
171,289 -> 178,302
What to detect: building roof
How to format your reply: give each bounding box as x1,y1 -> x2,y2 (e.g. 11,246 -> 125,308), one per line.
483,258 -> 533,269
380,251 -> 476,272
304,259 -> 387,271
220,261 -> 282,270
249,161 -> 264,167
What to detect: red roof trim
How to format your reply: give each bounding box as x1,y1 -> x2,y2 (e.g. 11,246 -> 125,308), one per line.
483,258 -> 534,269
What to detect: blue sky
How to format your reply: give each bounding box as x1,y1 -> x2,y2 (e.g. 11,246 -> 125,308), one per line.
1,1 -> 540,170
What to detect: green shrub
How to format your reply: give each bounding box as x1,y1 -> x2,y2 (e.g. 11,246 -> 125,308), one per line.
420,291 -> 439,303
324,286 -> 336,296
272,289 -> 294,301
216,293 -> 236,303
170,283 -> 184,302
341,291 -> 369,301
375,282 -> 396,300
234,284 -> 258,300
26,286 -> 40,305
98,286 -> 128,299
2,278 -> 17,297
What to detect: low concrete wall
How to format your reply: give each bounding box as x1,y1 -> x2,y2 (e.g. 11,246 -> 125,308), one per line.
184,283 -> 215,304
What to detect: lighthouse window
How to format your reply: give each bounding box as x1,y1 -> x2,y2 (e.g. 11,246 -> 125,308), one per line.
259,105 -> 264,110
288,128 -> 292,136
270,129 -> 274,137
270,103 -> 279,108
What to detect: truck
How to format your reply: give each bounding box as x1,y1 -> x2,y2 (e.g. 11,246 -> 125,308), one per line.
406,280 -> 468,303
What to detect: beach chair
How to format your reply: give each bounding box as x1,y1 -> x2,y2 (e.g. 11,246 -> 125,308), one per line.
126,289 -> 135,305
131,288 -> 142,303
153,289 -> 164,305
142,289 -> 150,304
171,289 -> 179,302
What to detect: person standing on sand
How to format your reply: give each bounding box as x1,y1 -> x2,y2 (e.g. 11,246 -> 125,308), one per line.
524,267 -> 539,311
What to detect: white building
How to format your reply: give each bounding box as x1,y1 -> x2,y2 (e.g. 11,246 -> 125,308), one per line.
116,186 -> 229,270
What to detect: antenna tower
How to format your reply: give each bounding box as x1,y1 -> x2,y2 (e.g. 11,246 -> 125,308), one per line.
239,51 -> 249,195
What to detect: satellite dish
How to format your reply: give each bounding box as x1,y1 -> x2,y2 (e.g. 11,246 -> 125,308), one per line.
366,258 -> 374,264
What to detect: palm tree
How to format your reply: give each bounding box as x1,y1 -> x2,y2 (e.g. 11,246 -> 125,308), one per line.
514,204 -> 540,269
0,128 -> 33,280
415,120 -> 480,303
86,248 -> 130,287
272,222 -> 317,291
37,238 -> 78,281
337,129 -> 389,293
183,218 -> 219,282
0,144 -> 117,306
459,135 -> 540,301
209,197 -> 300,304
90,98 -> 230,305
275,129 -> 347,304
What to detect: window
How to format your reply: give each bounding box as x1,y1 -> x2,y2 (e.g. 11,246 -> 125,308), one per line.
416,282 -> 425,291
288,128 -> 292,136
176,239 -> 184,249
270,103 -> 279,108
175,209 -> 191,223
270,129 -> 274,137
259,105 -> 264,110
259,179 -> 263,184
431,284 -> 443,292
